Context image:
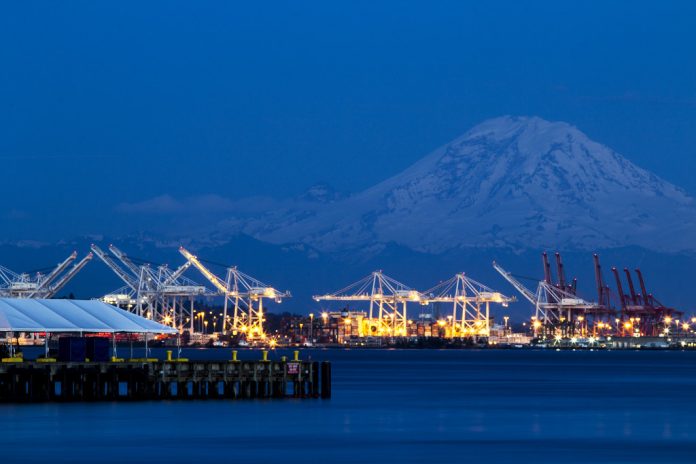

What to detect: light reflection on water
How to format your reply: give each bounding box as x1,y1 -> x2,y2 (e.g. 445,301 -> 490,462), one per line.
2,348 -> 696,463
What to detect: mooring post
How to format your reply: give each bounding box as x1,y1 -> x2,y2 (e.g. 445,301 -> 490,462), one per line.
311,361 -> 319,397
126,366 -> 134,399
177,381 -> 187,399
321,361 -> 331,399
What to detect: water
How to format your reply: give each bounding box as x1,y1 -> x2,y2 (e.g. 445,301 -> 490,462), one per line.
2,348 -> 696,463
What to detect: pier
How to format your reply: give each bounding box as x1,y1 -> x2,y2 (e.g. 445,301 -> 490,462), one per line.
0,356 -> 331,403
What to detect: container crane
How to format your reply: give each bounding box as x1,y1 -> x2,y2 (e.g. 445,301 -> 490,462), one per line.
493,260 -> 598,338
179,246 -> 290,339
92,244 -> 210,330
612,266 -> 682,336
108,245 -> 143,281
108,244 -> 208,326
90,244 -> 139,293
586,254 -> 616,336
423,273 -> 514,338
313,271 -> 426,337
25,252 -> 77,297
42,253 -> 93,298
0,251 -> 91,298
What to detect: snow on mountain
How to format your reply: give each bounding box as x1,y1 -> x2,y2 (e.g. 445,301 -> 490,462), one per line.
218,116 -> 696,253
298,183 -> 347,203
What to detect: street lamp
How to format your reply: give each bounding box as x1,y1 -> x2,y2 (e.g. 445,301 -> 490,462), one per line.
309,313 -> 314,343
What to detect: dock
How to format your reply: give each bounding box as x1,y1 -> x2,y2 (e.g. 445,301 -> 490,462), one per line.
0,358 -> 331,402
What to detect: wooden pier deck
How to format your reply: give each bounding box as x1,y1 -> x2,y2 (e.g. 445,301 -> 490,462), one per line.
0,358 -> 331,402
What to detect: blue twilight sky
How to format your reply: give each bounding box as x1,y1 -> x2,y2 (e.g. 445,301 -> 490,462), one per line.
1,1 -> 695,240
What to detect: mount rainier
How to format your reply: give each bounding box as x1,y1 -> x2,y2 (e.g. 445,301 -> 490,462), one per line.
205,116 -> 696,254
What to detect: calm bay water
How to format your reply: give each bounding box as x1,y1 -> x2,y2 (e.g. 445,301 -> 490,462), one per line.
2,348 -> 696,463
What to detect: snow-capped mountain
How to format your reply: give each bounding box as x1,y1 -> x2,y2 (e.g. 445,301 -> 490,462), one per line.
213,116 -> 696,253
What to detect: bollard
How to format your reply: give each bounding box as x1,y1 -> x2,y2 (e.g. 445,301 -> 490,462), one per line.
232,350 -> 238,362
261,350 -> 269,362
293,350 -> 300,361
166,350 -> 173,362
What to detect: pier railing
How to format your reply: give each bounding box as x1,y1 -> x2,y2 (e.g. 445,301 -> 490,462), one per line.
0,359 -> 331,402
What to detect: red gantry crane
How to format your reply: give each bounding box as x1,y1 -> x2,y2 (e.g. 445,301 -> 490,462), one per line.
611,265 -> 682,336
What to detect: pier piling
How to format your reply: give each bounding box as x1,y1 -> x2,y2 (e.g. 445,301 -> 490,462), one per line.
0,359 -> 331,403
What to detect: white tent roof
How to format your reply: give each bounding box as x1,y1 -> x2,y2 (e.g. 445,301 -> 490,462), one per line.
0,298 -> 177,334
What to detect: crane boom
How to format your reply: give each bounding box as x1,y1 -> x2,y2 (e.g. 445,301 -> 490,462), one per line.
492,261 -> 537,305
179,246 -> 289,338
611,267 -> 627,309
26,251 -> 77,297
90,244 -> 138,290
178,247 -> 231,295
162,261 -> 193,286
635,268 -> 651,306
108,244 -> 142,277
45,253 -> 93,298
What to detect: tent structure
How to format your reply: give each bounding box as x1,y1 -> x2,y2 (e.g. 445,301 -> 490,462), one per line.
0,298 -> 177,334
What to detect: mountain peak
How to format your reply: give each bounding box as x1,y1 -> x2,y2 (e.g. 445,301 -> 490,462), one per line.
460,116 -> 590,158
469,115 -> 570,133
215,116 -> 696,254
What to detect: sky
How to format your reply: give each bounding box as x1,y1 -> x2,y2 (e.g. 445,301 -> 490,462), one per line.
1,1 -> 695,240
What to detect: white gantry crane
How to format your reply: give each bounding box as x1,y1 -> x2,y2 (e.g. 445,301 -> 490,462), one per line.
492,261 -> 597,338
179,246 -> 290,339
0,252 -> 92,298
423,273 -> 514,338
313,271 -> 426,337
91,244 -> 210,330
